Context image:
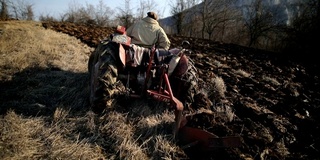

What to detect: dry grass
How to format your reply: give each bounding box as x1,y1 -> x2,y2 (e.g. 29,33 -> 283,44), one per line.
206,76 -> 227,101
0,110 -> 104,160
262,75 -> 281,86
213,105 -> 235,122
0,20 -> 92,81
0,21 -> 186,160
234,69 -> 251,78
0,111 -> 44,160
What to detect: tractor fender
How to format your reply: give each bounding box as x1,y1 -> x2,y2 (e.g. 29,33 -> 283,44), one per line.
168,55 -> 181,76
169,54 -> 188,77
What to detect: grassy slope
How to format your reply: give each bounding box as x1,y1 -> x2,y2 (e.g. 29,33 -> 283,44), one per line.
0,21 -> 186,160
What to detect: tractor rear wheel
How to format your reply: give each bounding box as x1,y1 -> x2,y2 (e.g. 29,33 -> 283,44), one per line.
89,42 -> 125,112
170,56 -> 202,111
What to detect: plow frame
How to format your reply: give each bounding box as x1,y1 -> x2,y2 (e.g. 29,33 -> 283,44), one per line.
139,46 -> 242,150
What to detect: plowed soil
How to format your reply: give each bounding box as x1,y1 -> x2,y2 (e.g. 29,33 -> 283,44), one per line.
41,22 -> 320,160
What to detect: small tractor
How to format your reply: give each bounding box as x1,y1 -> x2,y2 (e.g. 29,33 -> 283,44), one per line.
88,26 -> 241,151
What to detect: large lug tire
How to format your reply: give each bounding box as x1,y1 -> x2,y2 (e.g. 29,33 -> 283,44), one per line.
88,41 -> 104,75
88,50 -> 96,75
170,57 -> 200,111
89,42 -> 125,112
181,58 -> 211,111
182,58 -> 200,111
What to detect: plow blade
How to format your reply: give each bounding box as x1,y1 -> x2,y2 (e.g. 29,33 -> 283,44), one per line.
179,126 -> 242,151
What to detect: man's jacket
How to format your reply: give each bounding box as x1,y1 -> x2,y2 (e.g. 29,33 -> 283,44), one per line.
126,17 -> 171,50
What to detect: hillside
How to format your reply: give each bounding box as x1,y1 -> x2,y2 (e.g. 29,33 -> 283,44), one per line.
1,20 -> 319,160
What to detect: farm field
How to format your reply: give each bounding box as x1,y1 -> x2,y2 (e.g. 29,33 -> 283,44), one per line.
1,20 -> 319,159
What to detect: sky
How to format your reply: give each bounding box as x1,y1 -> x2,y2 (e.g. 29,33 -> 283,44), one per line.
25,0 -> 172,20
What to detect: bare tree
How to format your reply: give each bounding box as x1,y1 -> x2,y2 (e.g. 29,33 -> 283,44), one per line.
283,0 -> 320,60
116,0 -> 134,28
63,1 -> 86,23
62,0 -> 114,26
170,0 -> 187,35
136,0 -> 158,19
63,1 -> 94,24
10,0 -> 34,20
0,0 -> 9,20
183,11 -> 201,37
39,13 -> 57,22
25,4 -> 33,20
197,0 -> 238,40
242,0 -> 287,48
199,0 -> 238,40
218,1 -> 242,42
181,0 -> 201,37
1,0 -> 34,20
93,0 -> 114,26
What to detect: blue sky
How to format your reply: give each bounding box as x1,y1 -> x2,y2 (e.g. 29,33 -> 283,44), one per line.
25,0 -> 171,19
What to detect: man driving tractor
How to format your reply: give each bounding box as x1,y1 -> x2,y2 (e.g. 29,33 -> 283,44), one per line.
126,11 -> 171,50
